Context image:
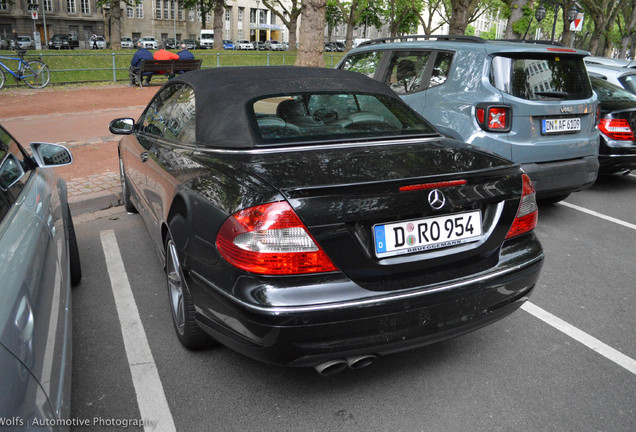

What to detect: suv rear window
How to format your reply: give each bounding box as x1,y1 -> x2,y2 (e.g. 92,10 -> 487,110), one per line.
490,55 -> 593,101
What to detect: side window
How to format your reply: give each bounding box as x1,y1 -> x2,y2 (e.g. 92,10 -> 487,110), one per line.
140,84 -> 196,143
340,51 -> 383,78
384,51 -> 431,94
429,52 -> 453,88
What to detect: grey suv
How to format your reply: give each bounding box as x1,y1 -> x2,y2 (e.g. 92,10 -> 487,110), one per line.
338,35 -> 599,202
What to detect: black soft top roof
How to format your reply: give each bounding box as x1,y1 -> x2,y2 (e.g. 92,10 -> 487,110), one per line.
168,66 -> 403,148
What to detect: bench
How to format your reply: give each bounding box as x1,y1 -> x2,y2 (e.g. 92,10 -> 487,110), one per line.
130,59 -> 202,87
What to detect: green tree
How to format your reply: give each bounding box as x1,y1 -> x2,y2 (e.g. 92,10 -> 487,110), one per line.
579,0 -> 624,56
383,0 -> 424,37
181,0 -> 226,49
263,0 -> 302,52
181,0 -> 215,30
326,0 -> 345,41
417,0 -> 446,35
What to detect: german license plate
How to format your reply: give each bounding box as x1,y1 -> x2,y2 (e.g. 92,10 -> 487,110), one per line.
373,210 -> 482,258
541,117 -> 580,134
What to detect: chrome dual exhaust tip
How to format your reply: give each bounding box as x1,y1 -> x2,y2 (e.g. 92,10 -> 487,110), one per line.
314,354 -> 378,375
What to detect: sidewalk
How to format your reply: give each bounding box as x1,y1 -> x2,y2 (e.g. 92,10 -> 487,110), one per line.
0,84 -> 156,214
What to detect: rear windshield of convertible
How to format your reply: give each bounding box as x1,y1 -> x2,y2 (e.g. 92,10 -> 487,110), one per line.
252,92 -> 436,145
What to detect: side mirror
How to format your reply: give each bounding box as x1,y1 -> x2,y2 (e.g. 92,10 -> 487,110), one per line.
109,118 -> 135,135
0,154 -> 26,191
30,143 -> 73,167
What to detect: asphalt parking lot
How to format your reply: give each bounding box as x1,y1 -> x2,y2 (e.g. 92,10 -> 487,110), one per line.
70,174 -> 635,432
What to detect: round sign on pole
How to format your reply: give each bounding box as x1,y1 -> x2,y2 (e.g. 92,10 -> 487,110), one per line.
32,11 -> 38,20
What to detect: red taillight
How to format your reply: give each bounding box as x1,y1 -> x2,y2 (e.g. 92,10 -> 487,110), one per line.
216,201 -> 337,275
598,118 -> 635,141
475,105 -> 511,132
506,174 -> 538,239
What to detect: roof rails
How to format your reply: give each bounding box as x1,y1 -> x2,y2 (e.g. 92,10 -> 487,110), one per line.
494,39 -> 567,47
357,35 -> 486,48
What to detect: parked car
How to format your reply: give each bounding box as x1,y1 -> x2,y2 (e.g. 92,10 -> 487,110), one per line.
325,41 -> 344,52
121,36 -> 134,49
253,41 -> 267,50
222,39 -> 235,50
236,39 -> 254,50
0,37 -> 9,50
181,39 -> 197,50
585,63 -> 636,95
589,75 -> 636,175
139,36 -> 158,50
165,38 -> 177,49
0,123 -> 80,426
14,36 -> 34,50
48,34 -> 72,50
264,40 -> 284,51
90,35 -> 107,49
338,35 -> 599,203
110,67 -> 543,375
584,56 -> 630,68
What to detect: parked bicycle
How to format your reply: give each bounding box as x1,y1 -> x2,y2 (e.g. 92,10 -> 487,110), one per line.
0,48 -> 50,89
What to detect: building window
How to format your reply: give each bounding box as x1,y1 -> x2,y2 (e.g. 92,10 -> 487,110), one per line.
238,7 -> 243,23
163,0 -> 169,19
238,28 -> 243,39
127,6 -> 134,18
225,7 -> 231,22
67,0 -> 76,13
43,0 -> 52,12
81,0 -> 89,14
250,8 -> 256,24
136,4 -> 143,18
259,9 -> 266,25
271,13 -> 276,25
0,0 -> 8,11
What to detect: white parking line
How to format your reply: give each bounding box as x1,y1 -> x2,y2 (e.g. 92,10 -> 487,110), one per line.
101,230 -> 177,432
558,201 -> 636,230
522,302 -> 636,375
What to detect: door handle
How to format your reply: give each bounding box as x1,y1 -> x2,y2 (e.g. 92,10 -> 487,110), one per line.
140,151 -> 148,163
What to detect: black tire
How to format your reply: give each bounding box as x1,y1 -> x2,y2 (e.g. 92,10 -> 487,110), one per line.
165,230 -> 212,350
66,204 -> 82,286
119,155 -> 137,213
539,193 -> 570,205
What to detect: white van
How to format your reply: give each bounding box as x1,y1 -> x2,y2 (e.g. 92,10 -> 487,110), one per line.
199,30 -> 214,49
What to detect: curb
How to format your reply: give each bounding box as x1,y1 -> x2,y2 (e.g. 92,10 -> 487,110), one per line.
69,186 -> 123,216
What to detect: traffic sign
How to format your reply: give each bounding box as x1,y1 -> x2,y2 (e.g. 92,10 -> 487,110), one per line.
31,11 -> 38,20
570,13 -> 584,32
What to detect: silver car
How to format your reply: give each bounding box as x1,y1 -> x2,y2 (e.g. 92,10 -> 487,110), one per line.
0,124 -> 80,427
120,36 -> 134,49
585,63 -> 636,95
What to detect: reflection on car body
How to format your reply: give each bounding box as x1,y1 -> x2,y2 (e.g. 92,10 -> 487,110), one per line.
0,123 -> 80,427
111,67 -> 543,375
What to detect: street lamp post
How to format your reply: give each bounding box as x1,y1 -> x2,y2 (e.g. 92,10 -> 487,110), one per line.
256,0 -> 260,44
537,1 -> 579,42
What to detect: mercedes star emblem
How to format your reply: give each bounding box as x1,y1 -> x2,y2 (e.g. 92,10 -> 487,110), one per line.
428,189 -> 446,210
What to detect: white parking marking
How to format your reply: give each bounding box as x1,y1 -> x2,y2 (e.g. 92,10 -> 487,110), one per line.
558,202 -> 636,230
100,230 -> 177,432
522,302 -> 636,375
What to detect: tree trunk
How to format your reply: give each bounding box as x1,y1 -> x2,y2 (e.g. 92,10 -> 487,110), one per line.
213,1 -> 225,50
110,2 -> 122,49
449,1 -> 471,35
296,0 -> 326,67
504,0 -> 529,39
288,13 -> 299,52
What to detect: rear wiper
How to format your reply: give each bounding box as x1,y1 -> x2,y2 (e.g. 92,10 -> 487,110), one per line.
534,91 -> 569,99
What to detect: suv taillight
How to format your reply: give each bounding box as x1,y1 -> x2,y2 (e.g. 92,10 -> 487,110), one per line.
598,118 -> 635,141
475,104 -> 512,132
216,201 -> 338,275
506,174 -> 538,239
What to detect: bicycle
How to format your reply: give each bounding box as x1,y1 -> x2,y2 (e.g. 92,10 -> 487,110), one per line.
0,48 -> 50,90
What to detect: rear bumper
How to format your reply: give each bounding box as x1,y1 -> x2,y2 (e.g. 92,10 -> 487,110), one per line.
521,155 -> 598,198
186,236 -> 544,367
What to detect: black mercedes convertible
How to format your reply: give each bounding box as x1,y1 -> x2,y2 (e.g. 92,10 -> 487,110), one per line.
110,67 -> 543,375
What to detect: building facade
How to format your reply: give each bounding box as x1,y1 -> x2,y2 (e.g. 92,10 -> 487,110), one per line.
0,0 -> 103,47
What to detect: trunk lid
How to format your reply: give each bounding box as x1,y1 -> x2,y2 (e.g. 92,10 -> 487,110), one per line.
242,138 -> 524,290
